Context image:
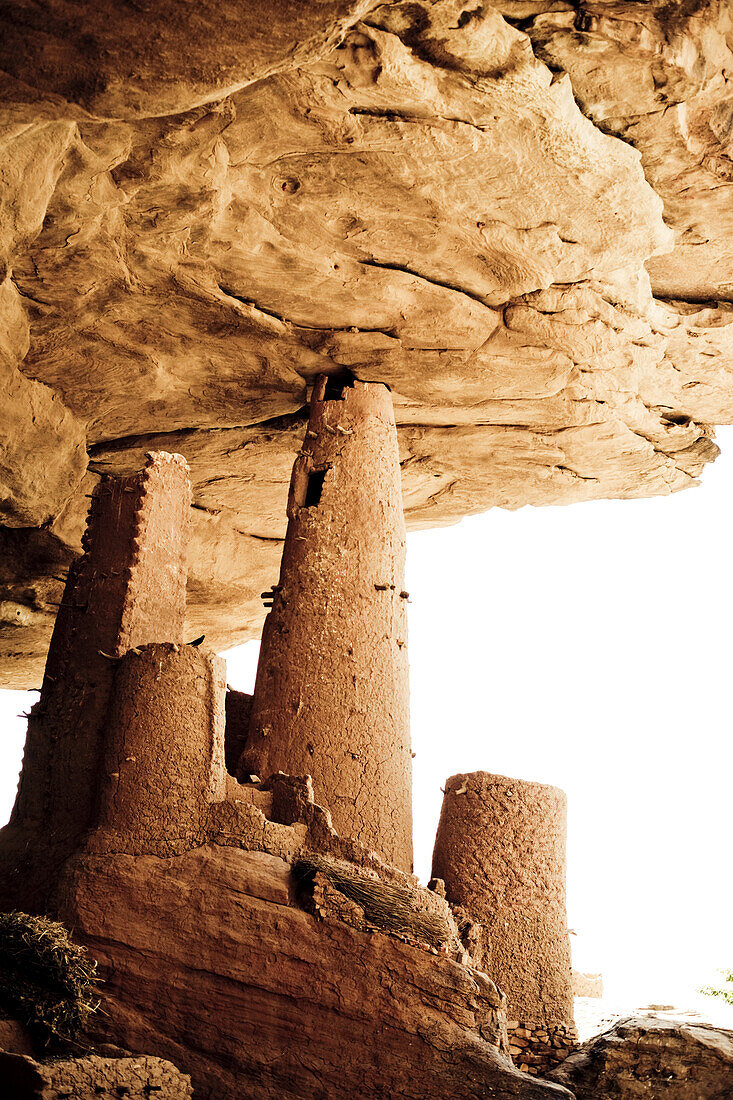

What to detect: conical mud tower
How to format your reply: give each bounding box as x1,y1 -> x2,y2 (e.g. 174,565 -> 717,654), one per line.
240,374 -> 413,871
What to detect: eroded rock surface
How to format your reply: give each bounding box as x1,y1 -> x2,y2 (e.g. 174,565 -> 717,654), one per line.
1,0 -> 732,684
517,0 -> 733,301
57,844 -> 572,1100
550,1015 -> 733,1098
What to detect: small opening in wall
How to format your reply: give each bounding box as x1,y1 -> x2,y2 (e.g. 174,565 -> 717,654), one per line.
304,467 -> 329,508
323,371 -> 355,402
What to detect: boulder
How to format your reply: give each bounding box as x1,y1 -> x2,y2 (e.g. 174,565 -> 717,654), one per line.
551,1015 -> 733,1099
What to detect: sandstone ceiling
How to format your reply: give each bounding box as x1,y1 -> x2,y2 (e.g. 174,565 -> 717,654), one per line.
1,0 -> 732,686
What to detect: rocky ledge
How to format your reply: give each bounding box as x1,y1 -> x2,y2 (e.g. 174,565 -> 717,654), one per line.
2,0 -> 733,684
551,1015 -> 733,1099
57,844 -> 571,1099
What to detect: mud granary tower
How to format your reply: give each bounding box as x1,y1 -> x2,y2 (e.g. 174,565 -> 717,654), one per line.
0,380 -> 576,1100
433,772 -> 576,1073
237,373 -> 413,872
0,453 -> 210,908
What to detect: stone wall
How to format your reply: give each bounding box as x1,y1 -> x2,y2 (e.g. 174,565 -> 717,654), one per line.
506,1021 -> 578,1078
0,1051 -> 192,1099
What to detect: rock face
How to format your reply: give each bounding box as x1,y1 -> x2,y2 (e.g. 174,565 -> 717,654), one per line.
520,0 -> 733,302
57,844 -> 572,1100
2,0 -> 733,685
550,1015 -> 733,1099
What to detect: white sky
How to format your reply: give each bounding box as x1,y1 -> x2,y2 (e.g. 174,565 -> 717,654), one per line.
2,430 -> 733,1021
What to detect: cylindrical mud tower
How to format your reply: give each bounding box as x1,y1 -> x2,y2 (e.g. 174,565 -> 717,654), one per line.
241,375 -> 412,872
432,772 -> 576,1073
89,643 -> 227,857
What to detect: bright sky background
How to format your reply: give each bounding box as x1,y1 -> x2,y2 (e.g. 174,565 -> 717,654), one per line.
2,430 -> 732,1024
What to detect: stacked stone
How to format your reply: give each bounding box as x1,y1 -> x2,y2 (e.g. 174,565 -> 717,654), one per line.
0,1051 -> 192,1099
506,1021 -> 578,1076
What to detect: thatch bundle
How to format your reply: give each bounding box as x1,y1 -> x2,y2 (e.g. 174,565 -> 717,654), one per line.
295,853 -> 453,949
0,911 -> 99,1045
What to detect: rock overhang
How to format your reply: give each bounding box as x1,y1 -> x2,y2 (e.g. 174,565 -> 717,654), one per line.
1,0 -> 732,686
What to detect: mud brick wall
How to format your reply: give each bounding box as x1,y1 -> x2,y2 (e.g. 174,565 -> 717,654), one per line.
242,375 -> 413,871
507,1021 -> 578,1076
89,642 -> 227,856
573,971 -> 603,998
224,689 -> 253,775
432,772 -> 575,1043
0,452 -> 190,910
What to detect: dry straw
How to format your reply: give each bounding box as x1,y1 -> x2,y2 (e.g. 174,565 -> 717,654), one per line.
0,911 -> 99,1046
295,853 -> 452,949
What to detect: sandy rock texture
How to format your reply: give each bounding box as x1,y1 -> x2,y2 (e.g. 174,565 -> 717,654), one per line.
516,0 -> 733,301
57,844 -> 572,1100
1,0 -> 732,684
550,1015 -> 733,1098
